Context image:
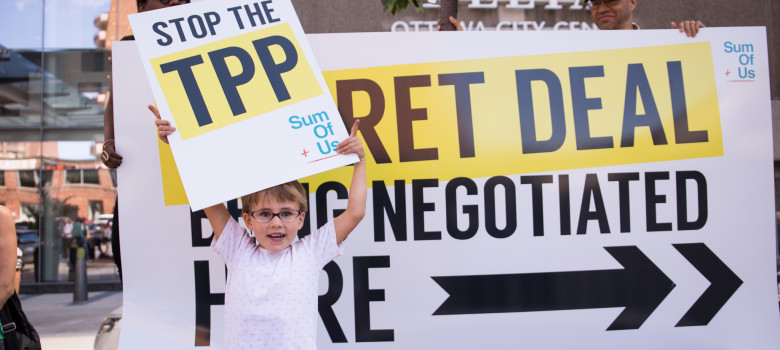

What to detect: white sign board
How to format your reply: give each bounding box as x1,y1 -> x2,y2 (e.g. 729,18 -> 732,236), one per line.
115,27 -> 780,349
128,0 -> 356,210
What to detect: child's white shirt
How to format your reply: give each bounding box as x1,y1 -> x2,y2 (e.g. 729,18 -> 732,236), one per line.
212,218 -> 342,349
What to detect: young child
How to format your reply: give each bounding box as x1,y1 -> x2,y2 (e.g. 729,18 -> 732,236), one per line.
153,107 -> 366,349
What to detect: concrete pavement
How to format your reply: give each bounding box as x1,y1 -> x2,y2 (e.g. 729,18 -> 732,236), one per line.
20,257 -> 121,294
19,291 -> 123,350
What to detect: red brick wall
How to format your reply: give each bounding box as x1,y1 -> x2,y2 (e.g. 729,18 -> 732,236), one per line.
0,168 -> 116,222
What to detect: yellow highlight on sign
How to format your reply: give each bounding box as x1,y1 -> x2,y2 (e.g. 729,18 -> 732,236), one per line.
160,42 -> 723,204
151,22 -> 321,140
304,42 -> 723,188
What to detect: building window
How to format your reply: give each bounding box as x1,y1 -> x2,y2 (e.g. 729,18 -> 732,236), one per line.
65,169 -> 100,185
83,169 -> 99,184
0,170 -> 4,187
88,200 -> 104,221
18,170 -> 39,188
19,202 -> 39,223
65,170 -> 81,184
80,52 -> 108,72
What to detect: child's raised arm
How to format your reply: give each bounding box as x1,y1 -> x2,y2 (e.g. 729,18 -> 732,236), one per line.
203,204 -> 231,242
333,120 -> 367,244
151,105 -> 231,241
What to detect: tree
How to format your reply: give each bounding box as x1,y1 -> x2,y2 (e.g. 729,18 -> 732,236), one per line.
382,0 -> 459,31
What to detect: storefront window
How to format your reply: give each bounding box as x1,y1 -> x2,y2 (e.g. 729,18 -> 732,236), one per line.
0,1 -> 44,143
1,0 -> 118,284
41,0 -> 111,130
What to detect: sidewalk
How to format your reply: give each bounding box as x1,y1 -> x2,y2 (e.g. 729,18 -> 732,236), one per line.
20,291 -> 123,350
20,257 -> 122,294
21,256 -> 120,282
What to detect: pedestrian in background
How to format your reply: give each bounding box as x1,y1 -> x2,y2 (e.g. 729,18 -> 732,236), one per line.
61,218 -> 72,260
0,205 -> 41,349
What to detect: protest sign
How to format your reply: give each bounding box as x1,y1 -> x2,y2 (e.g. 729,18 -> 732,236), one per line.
114,27 -> 780,349
128,0 -> 357,210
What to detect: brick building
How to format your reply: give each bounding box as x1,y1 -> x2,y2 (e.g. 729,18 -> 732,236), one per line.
0,142 -> 115,225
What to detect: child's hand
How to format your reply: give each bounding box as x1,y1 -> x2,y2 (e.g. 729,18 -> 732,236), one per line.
336,120 -> 364,161
150,105 -> 176,144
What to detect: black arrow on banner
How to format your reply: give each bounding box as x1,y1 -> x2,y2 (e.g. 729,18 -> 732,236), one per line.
432,246 -> 676,330
673,243 -> 743,327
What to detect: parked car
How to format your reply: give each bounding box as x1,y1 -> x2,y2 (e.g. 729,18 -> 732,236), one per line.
94,306 -> 122,350
16,229 -> 39,265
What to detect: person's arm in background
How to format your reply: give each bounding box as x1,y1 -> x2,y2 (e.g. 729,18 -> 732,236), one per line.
437,16 -> 463,31
102,89 -> 123,168
0,206 -> 19,303
671,20 -> 705,37
14,247 -> 22,293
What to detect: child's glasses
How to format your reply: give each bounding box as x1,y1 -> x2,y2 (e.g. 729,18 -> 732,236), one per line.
249,209 -> 302,222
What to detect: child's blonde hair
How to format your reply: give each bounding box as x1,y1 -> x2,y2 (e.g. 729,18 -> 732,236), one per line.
241,181 -> 308,214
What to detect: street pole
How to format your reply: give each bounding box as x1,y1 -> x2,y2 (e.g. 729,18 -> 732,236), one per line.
73,246 -> 88,303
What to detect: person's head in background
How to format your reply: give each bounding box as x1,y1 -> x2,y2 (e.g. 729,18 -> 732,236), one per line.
585,0 -> 637,30
137,0 -> 189,13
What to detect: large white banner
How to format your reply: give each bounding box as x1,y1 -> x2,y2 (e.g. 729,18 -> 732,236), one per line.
115,27 -> 780,349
